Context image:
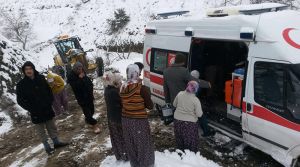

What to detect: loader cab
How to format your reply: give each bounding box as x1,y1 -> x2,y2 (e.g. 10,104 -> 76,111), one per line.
54,36 -> 83,64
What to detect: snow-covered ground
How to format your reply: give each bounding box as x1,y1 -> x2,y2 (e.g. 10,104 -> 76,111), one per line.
101,150 -> 221,167
0,112 -> 13,136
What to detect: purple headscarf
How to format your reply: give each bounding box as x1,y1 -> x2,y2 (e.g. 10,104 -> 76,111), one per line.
186,81 -> 199,94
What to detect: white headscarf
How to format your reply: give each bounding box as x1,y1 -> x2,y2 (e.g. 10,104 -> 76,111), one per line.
191,70 -> 200,79
102,71 -> 123,88
120,64 -> 140,92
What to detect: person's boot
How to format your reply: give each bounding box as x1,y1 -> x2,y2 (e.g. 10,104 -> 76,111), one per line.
43,141 -> 54,155
93,125 -> 101,134
52,137 -> 69,149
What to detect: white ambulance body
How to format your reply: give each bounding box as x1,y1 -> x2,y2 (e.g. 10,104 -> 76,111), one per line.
143,3 -> 300,167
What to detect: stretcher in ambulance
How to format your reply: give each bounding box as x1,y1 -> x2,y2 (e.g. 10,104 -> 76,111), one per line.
142,3 -> 300,167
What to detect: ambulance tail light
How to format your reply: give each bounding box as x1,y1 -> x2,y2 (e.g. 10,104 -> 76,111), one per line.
145,28 -> 156,34
240,27 -> 255,40
185,27 -> 194,36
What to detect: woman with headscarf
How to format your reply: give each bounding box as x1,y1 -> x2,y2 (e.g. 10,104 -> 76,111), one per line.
103,71 -> 128,161
120,64 -> 155,167
67,62 -> 100,134
173,81 -> 203,152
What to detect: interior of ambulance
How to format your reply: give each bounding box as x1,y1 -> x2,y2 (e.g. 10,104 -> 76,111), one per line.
189,38 -> 249,136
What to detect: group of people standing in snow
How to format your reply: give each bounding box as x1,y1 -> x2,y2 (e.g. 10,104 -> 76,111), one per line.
103,53 -> 215,167
16,52 -> 214,167
103,63 -> 154,167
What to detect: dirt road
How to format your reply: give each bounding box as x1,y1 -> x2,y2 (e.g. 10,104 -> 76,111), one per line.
0,88 -> 283,167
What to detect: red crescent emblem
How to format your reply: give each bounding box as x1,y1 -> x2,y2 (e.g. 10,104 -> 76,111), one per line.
283,28 -> 300,49
145,48 -> 151,66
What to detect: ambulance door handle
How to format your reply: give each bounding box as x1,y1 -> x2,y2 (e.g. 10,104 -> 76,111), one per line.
247,103 -> 252,111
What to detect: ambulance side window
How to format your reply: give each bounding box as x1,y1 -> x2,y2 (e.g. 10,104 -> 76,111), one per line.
254,62 -> 285,113
152,50 -> 168,74
150,49 -> 188,75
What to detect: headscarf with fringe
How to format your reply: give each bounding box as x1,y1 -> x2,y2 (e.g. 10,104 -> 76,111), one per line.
120,64 -> 140,92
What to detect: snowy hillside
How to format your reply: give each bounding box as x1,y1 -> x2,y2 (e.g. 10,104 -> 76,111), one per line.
0,0 -> 251,68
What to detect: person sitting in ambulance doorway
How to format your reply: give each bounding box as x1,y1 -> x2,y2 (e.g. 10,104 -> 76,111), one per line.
191,70 -> 215,137
163,53 -> 210,105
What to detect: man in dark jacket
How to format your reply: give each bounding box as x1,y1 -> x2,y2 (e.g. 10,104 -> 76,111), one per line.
163,53 -> 210,104
17,61 -> 68,155
67,62 -> 100,134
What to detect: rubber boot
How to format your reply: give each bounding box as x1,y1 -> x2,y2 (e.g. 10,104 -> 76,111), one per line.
43,141 -> 54,155
52,137 -> 69,149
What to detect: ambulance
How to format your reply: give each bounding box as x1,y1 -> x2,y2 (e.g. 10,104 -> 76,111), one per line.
142,3 -> 300,167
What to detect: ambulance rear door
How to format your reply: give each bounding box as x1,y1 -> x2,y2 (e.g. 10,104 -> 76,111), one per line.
148,35 -> 191,106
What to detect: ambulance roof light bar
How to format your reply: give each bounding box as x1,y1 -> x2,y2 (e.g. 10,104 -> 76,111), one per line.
145,27 -> 156,34
157,11 -> 190,19
207,3 -> 288,17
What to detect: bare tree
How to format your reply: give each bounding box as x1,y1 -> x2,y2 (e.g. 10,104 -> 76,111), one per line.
0,9 -> 34,50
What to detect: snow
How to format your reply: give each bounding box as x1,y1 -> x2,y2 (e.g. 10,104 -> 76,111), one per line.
109,52 -> 143,77
0,111 -> 13,136
9,144 -> 45,167
102,137 -> 112,149
100,150 -> 221,167
22,157 -> 47,167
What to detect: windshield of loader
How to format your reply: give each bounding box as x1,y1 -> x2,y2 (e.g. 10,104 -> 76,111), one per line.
58,40 -> 76,54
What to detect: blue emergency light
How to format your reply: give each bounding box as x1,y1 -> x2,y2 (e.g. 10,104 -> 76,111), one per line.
185,27 -> 194,36
145,28 -> 156,34
240,27 -> 255,40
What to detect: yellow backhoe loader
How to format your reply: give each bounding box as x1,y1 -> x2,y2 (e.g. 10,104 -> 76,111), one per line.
52,35 -> 103,78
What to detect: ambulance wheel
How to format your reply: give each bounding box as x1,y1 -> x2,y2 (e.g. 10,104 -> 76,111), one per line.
292,157 -> 300,167
96,57 -> 104,77
155,104 -> 163,120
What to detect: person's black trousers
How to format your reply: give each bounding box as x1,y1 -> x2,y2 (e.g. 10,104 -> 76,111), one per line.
80,101 -> 97,125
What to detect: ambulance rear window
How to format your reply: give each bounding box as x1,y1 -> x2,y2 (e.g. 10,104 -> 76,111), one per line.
150,48 -> 188,75
153,50 -> 168,74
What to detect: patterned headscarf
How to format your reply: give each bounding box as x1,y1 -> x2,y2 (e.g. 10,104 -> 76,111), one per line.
102,71 -> 123,88
120,64 -> 140,92
186,81 -> 199,94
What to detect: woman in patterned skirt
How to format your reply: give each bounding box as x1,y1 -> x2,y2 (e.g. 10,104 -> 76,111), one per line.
103,70 -> 128,161
173,81 -> 203,152
120,64 -> 155,167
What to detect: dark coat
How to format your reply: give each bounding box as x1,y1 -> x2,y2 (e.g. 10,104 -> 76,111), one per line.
163,65 -> 210,104
17,72 -> 55,124
104,86 -> 122,123
67,71 -> 94,106
163,65 -> 192,104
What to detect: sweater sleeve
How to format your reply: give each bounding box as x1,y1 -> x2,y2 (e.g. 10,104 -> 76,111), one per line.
194,98 -> 203,118
141,85 -> 154,110
198,79 -> 211,89
55,75 -> 65,87
173,93 -> 179,108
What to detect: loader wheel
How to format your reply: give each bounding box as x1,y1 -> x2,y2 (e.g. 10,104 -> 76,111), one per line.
96,57 -> 104,77
292,158 -> 300,167
65,64 -> 72,78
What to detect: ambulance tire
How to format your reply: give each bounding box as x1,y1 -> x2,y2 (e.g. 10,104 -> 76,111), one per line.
155,104 -> 163,120
292,157 -> 300,167
96,57 -> 104,77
